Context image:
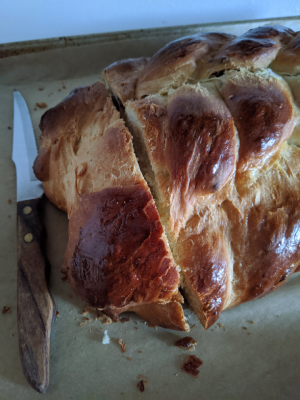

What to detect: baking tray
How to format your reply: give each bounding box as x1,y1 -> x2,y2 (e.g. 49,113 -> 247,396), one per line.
1,16 -> 300,400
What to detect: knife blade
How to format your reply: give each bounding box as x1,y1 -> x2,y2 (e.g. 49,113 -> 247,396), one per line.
12,91 -> 55,394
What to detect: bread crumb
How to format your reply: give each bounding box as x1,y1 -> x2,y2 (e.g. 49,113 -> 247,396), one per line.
118,339 -> 126,353
190,324 -> 197,329
137,380 -> 145,393
82,307 -> 112,324
36,102 -> 47,109
38,88 -> 44,91
8,215 -> 11,218
120,317 -> 130,323
182,355 -> 203,378
175,336 -> 197,350
248,333 -> 251,335
250,321 -> 255,324
8,126 -> 11,130
2,306 -> 11,314
138,351 -> 142,353
218,323 -> 224,328
62,85 -> 66,89
134,327 -> 138,330
80,323 -> 83,327
102,330 -> 110,344
8,198 -> 12,204
84,317 -> 89,322
56,310 -> 60,316
242,327 -> 247,330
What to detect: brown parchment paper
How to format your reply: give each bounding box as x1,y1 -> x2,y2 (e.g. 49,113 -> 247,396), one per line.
0,17 -> 300,400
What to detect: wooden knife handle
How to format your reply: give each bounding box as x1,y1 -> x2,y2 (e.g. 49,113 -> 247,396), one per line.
17,197 -> 55,394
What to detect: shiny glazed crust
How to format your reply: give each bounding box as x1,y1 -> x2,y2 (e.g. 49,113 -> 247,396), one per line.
34,24 -> 300,332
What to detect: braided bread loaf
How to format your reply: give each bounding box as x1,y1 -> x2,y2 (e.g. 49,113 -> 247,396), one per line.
34,25 -> 300,331
103,25 -> 300,329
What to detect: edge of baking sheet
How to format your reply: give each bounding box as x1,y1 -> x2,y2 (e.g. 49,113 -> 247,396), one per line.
1,15 -> 300,58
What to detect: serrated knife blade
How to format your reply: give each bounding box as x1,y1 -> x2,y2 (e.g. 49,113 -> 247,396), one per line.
12,91 -> 55,394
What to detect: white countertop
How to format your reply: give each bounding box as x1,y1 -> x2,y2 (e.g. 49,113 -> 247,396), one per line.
1,0 -> 299,44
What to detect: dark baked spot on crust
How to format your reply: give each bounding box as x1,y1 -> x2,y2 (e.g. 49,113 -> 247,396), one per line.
69,184 -> 178,309
166,90 -> 236,198
222,78 -> 293,172
182,355 -> 203,378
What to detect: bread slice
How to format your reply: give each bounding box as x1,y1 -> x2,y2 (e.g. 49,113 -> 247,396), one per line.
33,83 -> 188,331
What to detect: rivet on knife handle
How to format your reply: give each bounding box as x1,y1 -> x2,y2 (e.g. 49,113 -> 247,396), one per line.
17,197 -> 55,394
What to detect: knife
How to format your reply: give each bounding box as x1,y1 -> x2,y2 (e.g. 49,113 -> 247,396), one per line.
12,91 -> 56,394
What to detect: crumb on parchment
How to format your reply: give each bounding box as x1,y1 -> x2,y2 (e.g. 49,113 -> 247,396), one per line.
120,317 -> 130,323
175,337 -> 197,350
2,306 -> 11,314
118,339 -> 126,353
36,102 -> 47,109
83,306 -> 112,324
182,355 -> 203,378
137,380 -> 145,393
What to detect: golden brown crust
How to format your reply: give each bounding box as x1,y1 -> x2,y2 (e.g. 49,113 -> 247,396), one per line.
271,31 -> 300,75
35,25 -> 300,332
176,145 -> 300,329
103,57 -> 149,104
219,70 -> 296,180
136,32 -> 235,99
126,83 -> 237,237
204,25 -> 295,78
178,211 -> 230,329
223,145 -> 300,310
64,184 -> 179,309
